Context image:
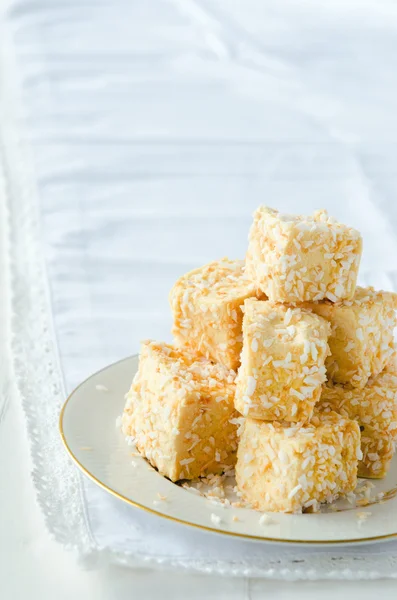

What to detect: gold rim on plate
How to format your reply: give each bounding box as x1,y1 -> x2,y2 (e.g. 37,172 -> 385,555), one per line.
59,355 -> 397,546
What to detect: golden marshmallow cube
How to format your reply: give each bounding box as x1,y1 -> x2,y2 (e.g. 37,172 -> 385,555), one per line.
169,258 -> 264,370
122,341 -> 238,481
246,206 -> 362,303
236,411 -> 361,513
235,299 -> 330,422
318,364 -> 397,478
304,286 -> 397,388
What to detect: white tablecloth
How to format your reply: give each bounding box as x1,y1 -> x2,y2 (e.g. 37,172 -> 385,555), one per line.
3,0 -> 397,594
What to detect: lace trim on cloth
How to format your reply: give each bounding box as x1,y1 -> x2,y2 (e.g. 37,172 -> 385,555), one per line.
2,15 -> 397,580
0,22 -> 94,559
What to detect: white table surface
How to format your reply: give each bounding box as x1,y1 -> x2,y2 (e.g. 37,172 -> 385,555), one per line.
2,0 -> 397,596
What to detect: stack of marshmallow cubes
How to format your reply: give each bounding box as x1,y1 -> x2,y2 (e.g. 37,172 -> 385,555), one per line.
122,206 -> 397,513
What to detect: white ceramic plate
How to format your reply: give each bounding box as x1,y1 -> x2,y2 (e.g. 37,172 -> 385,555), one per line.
60,355 -> 397,545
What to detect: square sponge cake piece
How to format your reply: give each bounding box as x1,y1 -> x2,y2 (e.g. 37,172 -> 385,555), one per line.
169,258 -> 264,371
304,286 -> 397,388
246,206 -> 362,303
318,362 -> 397,478
236,411 -> 360,513
235,299 -> 330,423
122,341 -> 238,481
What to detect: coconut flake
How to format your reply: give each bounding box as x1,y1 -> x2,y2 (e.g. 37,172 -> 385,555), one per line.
356,328 -> 364,341
96,384 -> 109,392
288,484 -> 302,499
180,457 -> 195,466
211,513 -> 221,525
251,338 -> 259,352
246,376 -> 257,397
259,513 -> 274,525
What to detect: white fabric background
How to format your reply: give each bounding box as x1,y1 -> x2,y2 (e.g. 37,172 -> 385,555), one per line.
4,0 -> 397,590
14,0 -> 397,392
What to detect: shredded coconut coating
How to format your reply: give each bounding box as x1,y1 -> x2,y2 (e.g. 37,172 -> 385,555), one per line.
303,286 -> 397,388
318,360 -> 397,478
169,258 -> 265,370
246,206 -> 362,303
122,340 -> 238,481
235,411 -> 360,513
235,299 -> 330,423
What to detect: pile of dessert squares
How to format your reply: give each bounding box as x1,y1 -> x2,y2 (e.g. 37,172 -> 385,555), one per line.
122,206 -> 397,513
